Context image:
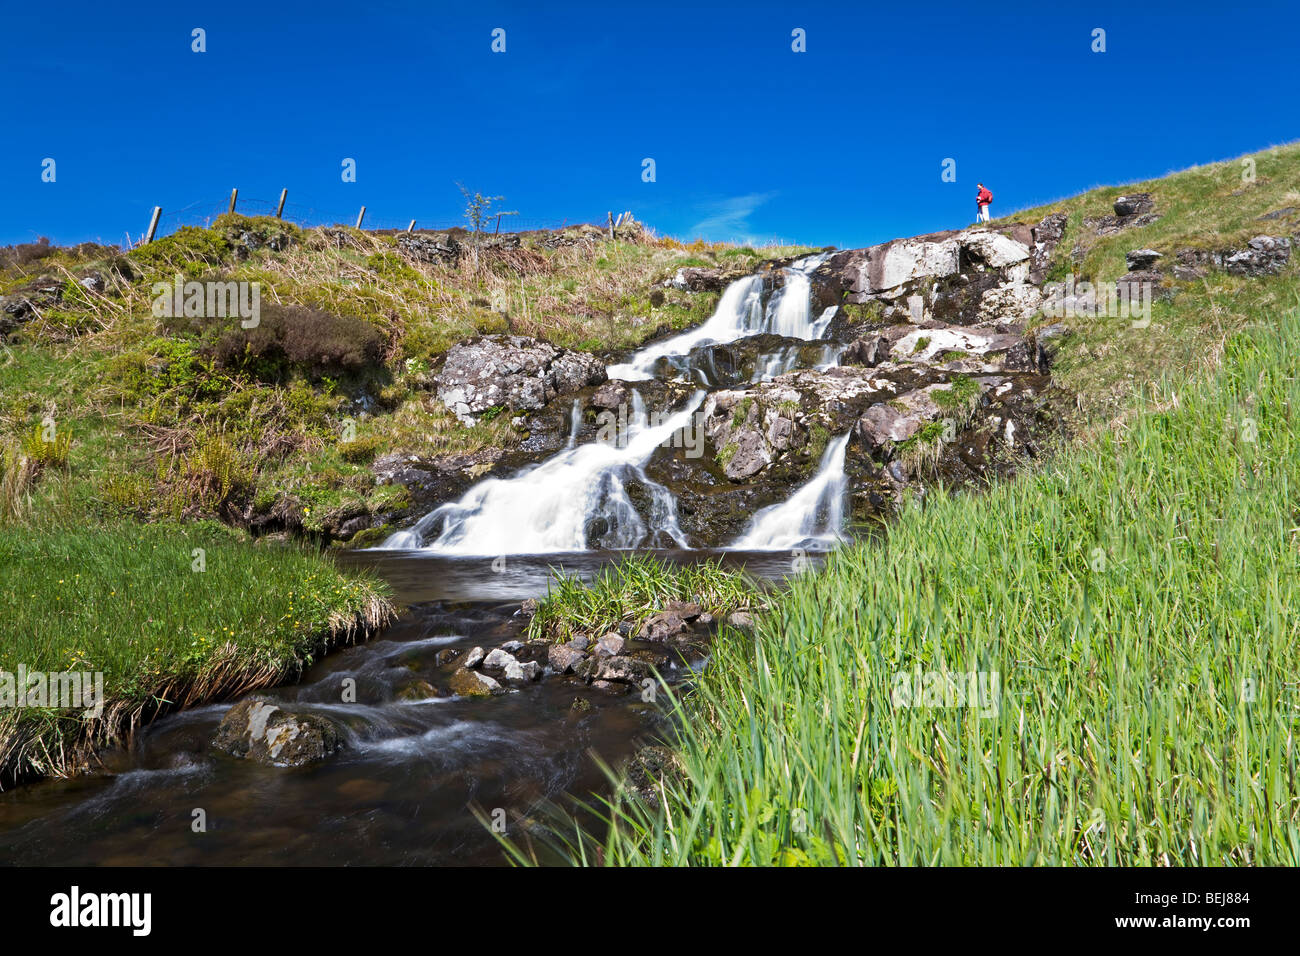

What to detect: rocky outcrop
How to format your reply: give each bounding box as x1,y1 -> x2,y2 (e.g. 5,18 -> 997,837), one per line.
1084,193 -> 1161,236
1126,249 -> 1163,271
1224,235 -> 1291,276
1,276 -> 63,337
664,266 -> 747,293
817,228 -> 1041,328
1030,212 -> 1069,283
212,697 -> 344,767
435,335 -> 607,423
1113,193 -> 1155,217
1173,236 -> 1292,279
397,232 -> 462,264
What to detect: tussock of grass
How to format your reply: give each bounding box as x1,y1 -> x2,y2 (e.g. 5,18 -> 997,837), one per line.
521,296 -> 1300,866
0,521 -> 392,787
527,555 -> 758,643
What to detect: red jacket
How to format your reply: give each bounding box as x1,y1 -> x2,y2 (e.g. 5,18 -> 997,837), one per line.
977,187 -> 993,206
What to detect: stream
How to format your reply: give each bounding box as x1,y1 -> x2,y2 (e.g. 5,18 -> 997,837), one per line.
0,254 -> 849,865
0,550 -> 806,866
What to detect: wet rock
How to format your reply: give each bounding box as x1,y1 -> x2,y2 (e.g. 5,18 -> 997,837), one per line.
658,334 -> 838,388
500,640 -> 524,653
1126,249 -> 1163,271
518,598 -> 538,617
592,656 -> 651,684
591,680 -> 630,695
502,659 -> 542,684
548,642 -> 587,674
448,667 -> 502,697
855,378 -> 990,453
396,679 -> 439,701
435,334 -> 607,423
591,380 -> 630,410
640,611 -> 688,642
462,646 -> 486,669
841,335 -> 890,367
663,600 -> 702,620
212,697 -> 344,768
483,648 -> 518,671
728,611 -> 755,629
595,633 -> 625,657
722,428 -> 772,480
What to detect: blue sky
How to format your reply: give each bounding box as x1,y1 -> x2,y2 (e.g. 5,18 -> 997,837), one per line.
3,0 -> 1296,249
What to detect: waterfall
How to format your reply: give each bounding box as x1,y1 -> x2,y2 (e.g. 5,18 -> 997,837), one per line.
381,251 -> 857,557
606,253 -> 835,382
565,399 -> 582,449
731,434 -> 851,551
380,392 -> 704,554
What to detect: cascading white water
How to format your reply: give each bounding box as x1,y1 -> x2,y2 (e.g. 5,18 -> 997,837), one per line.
382,253 -> 856,557
380,392 -> 704,554
606,253 -> 836,382
565,398 -> 582,449
750,343 -> 842,382
731,434 -> 851,551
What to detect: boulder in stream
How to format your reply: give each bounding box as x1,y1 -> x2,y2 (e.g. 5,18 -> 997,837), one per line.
212,697 -> 344,768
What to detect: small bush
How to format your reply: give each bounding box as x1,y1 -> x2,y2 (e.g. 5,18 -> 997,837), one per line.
130,226 -> 233,275
339,434 -> 382,463
0,237 -> 55,272
201,304 -> 384,382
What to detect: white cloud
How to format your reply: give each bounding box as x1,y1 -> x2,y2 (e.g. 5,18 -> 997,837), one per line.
688,192 -> 777,242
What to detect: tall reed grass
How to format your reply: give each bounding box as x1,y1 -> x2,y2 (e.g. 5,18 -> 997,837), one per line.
530,296 -> 1300,866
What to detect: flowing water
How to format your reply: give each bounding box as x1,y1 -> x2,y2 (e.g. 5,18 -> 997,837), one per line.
0,252 -> 856,865
0,551 -> 809,866
732,434 -> 851,551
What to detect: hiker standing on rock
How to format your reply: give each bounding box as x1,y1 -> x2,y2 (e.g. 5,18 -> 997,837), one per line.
976,183 -> 993,223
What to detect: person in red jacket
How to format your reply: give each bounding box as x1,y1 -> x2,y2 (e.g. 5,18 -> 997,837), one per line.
976,183 -> 993,222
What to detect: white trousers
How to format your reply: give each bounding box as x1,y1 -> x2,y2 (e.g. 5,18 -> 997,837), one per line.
977,205 -> 990,222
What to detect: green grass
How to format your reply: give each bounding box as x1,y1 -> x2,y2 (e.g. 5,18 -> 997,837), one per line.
1004,141 -> 1300,424
0,520 -> 390,785
520,294 -> 1300,866
527,555 -> 759,644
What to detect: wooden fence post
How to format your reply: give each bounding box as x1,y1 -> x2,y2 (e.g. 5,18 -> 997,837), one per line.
228,188 -> 238,215
145,206 -> 162,244
407,219 -> 417,233
355,206 -> 366,229
276,189 -> 288,218
607,211 -> 614,239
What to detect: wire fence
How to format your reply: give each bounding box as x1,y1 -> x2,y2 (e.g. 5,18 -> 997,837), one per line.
140,193 -> 609,247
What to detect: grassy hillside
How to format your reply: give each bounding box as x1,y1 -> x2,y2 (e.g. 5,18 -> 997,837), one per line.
514,144 -> 1300,866
1003,142 -> 1300,423
1,220 -> 810,539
